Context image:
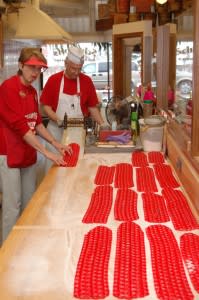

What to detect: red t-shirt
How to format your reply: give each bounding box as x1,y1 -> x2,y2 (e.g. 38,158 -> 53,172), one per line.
40,71 -> 99,116
0,84 -> 6,155
0,75 -> 42,167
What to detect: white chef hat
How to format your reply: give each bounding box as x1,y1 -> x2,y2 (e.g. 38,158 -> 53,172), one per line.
67,45 -> 84,65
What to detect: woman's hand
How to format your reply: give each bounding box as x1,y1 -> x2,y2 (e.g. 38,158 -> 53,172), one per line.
51,140 -> 73,156
45,151 -> 67,166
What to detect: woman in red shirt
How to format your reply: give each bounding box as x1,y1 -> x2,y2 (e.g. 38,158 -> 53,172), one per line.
0,48 -> 72,242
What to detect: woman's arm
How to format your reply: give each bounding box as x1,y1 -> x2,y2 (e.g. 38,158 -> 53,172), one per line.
22,129 -> 66,165
35,123 -> 72,155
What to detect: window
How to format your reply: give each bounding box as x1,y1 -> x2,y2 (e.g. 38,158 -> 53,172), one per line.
82,63 -> 96,74
176,41 -> 193,99
131,61 -> 139,71
42,42 -> 112,91
98,62 -> 112,72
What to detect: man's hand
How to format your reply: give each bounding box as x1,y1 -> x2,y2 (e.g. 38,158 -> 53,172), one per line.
57,120 -> 64,128
99,123 -> 111,131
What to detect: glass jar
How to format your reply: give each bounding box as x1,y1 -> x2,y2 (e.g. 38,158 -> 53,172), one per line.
86,128 -> 96,145
143,100 -> 153,118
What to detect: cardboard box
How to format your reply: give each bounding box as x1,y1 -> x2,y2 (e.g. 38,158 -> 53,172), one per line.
113,13 -> 128,24
128,12 -> 141,22
98,4 -> 110,19
130,0 -> 153,13
96,17 -> 114,31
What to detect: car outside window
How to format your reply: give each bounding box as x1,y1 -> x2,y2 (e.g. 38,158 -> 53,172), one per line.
131,61 -> 139,71
82,63 -> 96,74
98,62 -> 112,73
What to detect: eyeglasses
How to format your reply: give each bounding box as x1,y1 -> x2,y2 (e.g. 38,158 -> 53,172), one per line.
24,65 -> 47,73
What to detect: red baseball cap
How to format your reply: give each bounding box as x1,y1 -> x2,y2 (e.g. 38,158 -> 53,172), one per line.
24,56 -> 48,68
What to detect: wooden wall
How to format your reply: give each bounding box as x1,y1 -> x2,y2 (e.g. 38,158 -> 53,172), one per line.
166,121 -> 199,215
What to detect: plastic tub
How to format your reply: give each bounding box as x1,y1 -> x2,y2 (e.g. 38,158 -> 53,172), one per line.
139,115 -> 166,152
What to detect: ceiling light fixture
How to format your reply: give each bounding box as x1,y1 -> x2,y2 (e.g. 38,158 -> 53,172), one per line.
156,0 -> 168,4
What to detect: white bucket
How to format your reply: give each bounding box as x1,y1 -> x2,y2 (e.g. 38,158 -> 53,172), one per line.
139,115 -> 166,152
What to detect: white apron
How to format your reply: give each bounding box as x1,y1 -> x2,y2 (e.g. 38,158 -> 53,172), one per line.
47,73 -> 83,141
45,73 -> 83,173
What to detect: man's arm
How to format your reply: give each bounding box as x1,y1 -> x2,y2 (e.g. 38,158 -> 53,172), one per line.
42,105 -> 62,124
88,106 -> 104,125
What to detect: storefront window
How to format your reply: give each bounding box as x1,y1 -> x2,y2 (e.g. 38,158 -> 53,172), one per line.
41,42 -> 112,102
176,41 -> 193,100
174,41 -> 193,136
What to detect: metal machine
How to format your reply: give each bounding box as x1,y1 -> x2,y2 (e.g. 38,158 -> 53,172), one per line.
61,113 -> 97,146
61,113 -> 84,129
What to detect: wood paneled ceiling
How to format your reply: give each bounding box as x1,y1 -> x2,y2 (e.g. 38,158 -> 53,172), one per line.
0,0 -> 192,19
40,0 -> 90,18
0,0 -> 193,34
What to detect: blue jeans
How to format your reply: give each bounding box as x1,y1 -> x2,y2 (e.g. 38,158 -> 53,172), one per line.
0,155 -> 36,242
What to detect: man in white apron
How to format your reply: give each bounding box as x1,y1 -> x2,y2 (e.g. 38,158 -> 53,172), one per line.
40,45 -> 107,172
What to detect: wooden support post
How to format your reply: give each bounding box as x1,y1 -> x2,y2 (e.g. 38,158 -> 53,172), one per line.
156,23 -> 176,111
191,0 -> 199,156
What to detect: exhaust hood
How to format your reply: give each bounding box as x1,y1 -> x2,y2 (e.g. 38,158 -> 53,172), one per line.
2,3 -> 73,41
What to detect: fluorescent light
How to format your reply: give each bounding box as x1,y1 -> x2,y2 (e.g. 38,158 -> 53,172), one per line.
156,0 -> 167,4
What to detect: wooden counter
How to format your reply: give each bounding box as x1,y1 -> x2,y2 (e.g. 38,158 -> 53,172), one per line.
16,153 -> 130,228
0,152 -> 198,300
0,228 -> 71,300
